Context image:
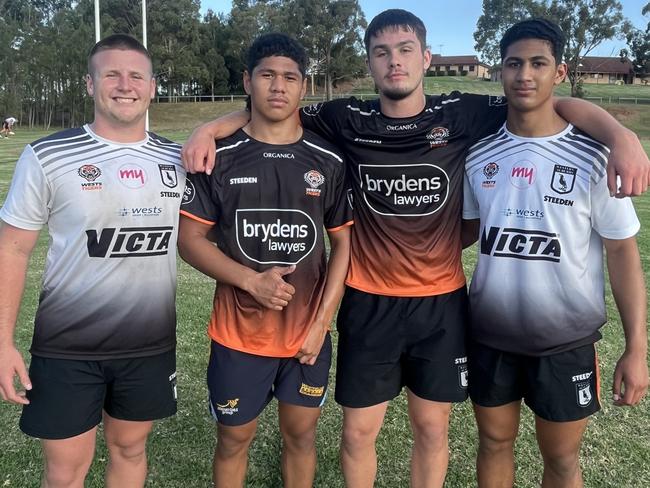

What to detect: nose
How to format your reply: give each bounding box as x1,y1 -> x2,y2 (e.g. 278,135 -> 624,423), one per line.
116,73 -> 130,90
516,62 -> 533,81
270,75 -> 286,93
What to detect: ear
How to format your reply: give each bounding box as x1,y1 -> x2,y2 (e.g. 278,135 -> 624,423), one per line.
243,70 -> 252,95
86,74 -> 94,97
149,77 -> 156,99
555,62 -> 568,85
423,48 -> 432,71
300,77 -> 307,100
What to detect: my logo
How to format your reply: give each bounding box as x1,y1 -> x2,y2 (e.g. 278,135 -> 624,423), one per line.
551,164 -> 577,194
118,163 -> 147,189
159,164 -> 178,188
510,161 -> 536,189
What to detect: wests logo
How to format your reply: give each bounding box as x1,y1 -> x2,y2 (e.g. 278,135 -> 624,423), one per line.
480,226 -> 561,262
236,209 -> 317,265
359,164 -> 449,217
86,226 -> 173,258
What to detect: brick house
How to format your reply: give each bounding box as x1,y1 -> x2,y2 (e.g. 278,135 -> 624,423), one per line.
428,55 -> 491,79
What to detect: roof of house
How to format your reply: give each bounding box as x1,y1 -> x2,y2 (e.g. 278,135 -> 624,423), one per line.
429,55 -> 490,67
576,56 -> 634,74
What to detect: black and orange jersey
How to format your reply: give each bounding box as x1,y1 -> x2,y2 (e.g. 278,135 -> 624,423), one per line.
180,129 -> 352,357
300,93 -> 507,297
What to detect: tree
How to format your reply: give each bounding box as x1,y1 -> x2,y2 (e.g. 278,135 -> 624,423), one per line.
622,2 -> 650,82
474,0 -> 629,97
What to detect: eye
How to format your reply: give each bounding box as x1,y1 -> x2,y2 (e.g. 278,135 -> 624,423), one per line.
507,61 -> 520,68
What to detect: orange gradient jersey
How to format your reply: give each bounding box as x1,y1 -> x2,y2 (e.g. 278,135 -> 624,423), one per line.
300,93 -> 507,297
180,130 -> 352,357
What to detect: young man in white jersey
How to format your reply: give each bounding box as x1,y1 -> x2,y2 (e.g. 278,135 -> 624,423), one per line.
1,116 -> 17,137
180,10 -> 650,487
178,33 -> 352,488
0,35 -> 185,487
462,19 -> 648,487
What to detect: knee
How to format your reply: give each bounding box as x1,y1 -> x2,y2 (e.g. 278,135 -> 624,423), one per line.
44,458 -> 91,487
478,428 -> 517,455
541,449 -> 580,477
281,424 -> 317,453
341,421 -> 380,451
410,416 -> 449,451
217,426 -> 256,457
107,436 -> 147,465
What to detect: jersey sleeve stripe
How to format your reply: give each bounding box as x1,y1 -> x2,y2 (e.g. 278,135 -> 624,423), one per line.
326,220 -> 354,232
179,209 -> 215,226
302,139 -> 343,163
216,138 -> 250,153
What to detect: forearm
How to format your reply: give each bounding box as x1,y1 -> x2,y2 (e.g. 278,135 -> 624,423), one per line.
178,232 -> 256,291
554,97 -> 636,146
313,229 -> 351,328
605,238 -> 648,354
200,110 -> 250,139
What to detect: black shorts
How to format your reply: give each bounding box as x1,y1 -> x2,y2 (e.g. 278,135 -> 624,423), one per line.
335,286 -> 469,408
468,341 -> 601,422
2,122 -> 8,130
20,350 -> 177,440
207,334 -> 332,426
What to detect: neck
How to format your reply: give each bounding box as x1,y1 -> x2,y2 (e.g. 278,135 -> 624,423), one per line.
379,89 -> 426,118
506,105 -> 567,138
90,117 -> 147,143
243,115 -> 303,144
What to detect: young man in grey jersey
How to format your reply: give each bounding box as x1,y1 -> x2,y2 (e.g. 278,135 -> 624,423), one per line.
462,19 -> 648,487
181,9 -> 650,487
0,35 -> 185,487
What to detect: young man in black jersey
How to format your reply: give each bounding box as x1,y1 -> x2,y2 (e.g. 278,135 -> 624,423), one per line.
0,35 -> 184,488
178,34 -> 352,488
180,9 -> 650,487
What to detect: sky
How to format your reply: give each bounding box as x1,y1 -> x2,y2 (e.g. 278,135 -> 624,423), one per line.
199,0 -> 650,58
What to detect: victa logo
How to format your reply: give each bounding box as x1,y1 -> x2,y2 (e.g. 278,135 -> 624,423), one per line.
480,226 -> 561,262
86,226 -> 173,258
118,163 -> 147,189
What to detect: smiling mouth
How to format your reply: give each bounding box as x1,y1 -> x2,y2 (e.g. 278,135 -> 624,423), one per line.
113,97 -> 137,104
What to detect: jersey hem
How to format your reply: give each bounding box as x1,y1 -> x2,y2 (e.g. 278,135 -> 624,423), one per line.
208,333 -> 302,359
0,212 -> 45,231
344,279 -> 467,298
179,209 -> 215,226
470,331 -> 602,357
326,220 -> 354,232
29,343 -> 176,361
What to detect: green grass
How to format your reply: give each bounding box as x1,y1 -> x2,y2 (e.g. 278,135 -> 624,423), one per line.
0,107 -> 649,487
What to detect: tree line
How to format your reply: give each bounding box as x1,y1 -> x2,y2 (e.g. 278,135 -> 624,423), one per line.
0,0 -> 367,128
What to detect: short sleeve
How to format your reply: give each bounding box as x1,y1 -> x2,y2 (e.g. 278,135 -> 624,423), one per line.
324,159 -> 353,231
460,93 -> 508,141
591,173 -> 639,239
0,145 -> 51,230
180,171 -> 219,225
462,169 -> 480,220
300,98 -> 349,141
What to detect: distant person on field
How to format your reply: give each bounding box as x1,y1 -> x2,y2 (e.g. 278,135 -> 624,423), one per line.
177,33 -> 352,488
0,34 -> 185,487
1,116 -> 17,137
462,18 -> 649,488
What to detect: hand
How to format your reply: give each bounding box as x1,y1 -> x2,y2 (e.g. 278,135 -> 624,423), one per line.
607,131 -> 650,197
612,350 -> 649,406
181,124 -> 217,175
244,265 -> 296,310
0,344 -> 31,405
295,323 -> 327,365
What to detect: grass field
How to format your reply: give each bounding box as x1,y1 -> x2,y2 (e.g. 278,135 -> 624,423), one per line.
0,101 -> 649,487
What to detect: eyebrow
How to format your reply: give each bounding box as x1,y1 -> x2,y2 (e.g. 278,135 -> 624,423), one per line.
257,68 -> 301,77
504,55 -> 552,62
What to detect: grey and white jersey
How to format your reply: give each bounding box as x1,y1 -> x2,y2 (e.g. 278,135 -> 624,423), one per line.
0,125 -> 186,360
463,124 -> 639,356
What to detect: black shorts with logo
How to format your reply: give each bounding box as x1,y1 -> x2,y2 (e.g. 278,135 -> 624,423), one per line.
20,350 -> 177,440
335,286 -> 469,408
468,341 -> 601,422
207,334 -> 332,426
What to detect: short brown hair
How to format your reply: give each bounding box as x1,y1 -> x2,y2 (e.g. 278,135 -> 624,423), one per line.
87,34 -> 152,76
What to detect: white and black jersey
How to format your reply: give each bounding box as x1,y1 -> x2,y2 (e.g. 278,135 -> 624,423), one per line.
463,124 -> 639,355
0,125 -> 186,360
